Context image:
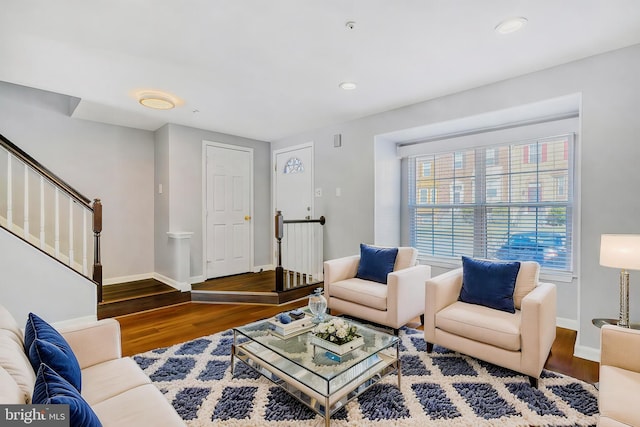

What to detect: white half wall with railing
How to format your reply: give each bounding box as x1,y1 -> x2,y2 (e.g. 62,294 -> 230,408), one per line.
0,226 -> 97,325
0,139 -> 98,284
275,212 -> 325,291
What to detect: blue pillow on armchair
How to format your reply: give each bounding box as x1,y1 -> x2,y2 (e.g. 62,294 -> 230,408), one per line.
459,256 -> 521,313
356,244 -> 398,284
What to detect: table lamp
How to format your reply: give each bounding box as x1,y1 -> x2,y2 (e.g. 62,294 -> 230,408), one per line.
600,234 -> 640,327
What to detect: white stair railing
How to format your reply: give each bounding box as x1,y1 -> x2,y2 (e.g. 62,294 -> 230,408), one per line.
0,133 -> 103,301
274,211 -> 325,291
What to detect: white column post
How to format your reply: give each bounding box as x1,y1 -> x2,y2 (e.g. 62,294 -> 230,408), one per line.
54,189 -> 60,257
6,153 -> 12,231
23,164 -> 29,239
68,198 -> 74,267
39,177 -> 45,249
167,232 -> 194,291
82,209 -> 88,275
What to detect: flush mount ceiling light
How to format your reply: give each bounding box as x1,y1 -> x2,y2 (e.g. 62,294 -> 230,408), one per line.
339,82 -> 357,90
138,92 -> 176,110
495,17 -> 528,34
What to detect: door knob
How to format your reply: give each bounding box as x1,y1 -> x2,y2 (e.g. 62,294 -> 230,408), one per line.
244,215 -> 252,221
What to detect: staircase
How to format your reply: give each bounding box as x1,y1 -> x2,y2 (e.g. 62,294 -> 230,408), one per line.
98,279 -> 191,319
0,133 -> 103,322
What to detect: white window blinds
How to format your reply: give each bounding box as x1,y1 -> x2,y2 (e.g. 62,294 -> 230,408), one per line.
408,134 -> 574,272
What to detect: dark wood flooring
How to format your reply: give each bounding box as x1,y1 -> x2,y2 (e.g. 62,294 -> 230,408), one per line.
193,271 -> 276,292
115,301 -> 599,385
98,279 -> 190,319
191,271 -> 321,304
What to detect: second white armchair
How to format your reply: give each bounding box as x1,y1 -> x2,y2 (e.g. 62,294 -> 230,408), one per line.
324,245 -> 431,333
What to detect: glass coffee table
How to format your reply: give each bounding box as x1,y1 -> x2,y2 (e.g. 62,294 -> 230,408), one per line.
231,314 -> 400,427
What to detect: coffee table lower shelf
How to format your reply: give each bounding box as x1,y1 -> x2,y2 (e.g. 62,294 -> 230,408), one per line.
231,340 -> 400,427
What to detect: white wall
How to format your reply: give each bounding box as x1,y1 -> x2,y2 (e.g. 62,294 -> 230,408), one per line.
0,227 -> 96,325
0,82 -> 155,281
273,44 -> 640,357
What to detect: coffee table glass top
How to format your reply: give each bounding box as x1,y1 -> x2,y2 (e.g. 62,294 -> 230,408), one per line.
233,314 -> 399,396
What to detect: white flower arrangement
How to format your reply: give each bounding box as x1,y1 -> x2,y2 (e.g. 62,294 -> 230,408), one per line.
313,318 -> 359,345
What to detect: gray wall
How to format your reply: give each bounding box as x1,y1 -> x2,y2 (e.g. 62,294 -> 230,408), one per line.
0,227 -> 96,325
153,124 -> 271,281
154,125 -> 171,279
0,81 -> 155,281
273,43 -> 640,357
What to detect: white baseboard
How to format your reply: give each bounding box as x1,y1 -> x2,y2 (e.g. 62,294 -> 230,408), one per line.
253,264 -> 274,272
103,273 -> 154,286
574,344 -> 600,362
153,272 -> 191,292
190,275 -> 205,284
556,317 -> 578,331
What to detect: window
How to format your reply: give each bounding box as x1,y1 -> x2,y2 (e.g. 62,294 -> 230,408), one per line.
486,178 -> 501,201
554,175 -> 567,197
486,148 -> 498,166
527,143 -> 540,163
454,152 -> 464,169
408,135 -> 574,272
421,161 -> 432,177
451,184 -> 464,204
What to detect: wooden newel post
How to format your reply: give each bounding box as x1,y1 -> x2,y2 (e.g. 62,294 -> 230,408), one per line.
275,210 -> 284,292
92,198 -> 103,302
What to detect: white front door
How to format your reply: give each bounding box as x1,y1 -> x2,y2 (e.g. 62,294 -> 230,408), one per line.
274,144 -> 314,220
205,143 -> 253,279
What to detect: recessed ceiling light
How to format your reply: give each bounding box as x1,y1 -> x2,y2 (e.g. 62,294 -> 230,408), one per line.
495,17 -> 528,35
138,92 -> 176,110
339,82 -> 357,90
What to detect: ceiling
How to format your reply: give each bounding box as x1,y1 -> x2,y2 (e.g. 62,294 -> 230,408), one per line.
1,1 -> 640,142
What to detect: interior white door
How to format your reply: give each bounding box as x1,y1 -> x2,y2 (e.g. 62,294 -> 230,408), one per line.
274,145 -> 313,220
205,144 -> 252,279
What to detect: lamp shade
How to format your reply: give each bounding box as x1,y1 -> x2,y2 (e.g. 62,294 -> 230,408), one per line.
600,234 -> 640,270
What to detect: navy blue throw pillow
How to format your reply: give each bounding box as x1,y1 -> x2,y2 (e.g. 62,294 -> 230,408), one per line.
29,339 -> 82,392
459,256 -> 521,313
356,244 -> 399,284
33,364 -> 102,427
25,313 -> 82,391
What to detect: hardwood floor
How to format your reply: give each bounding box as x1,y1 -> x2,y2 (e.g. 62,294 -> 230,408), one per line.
98,279 -> 191,319
116,300 -> 599,385
192,271 -> 276,292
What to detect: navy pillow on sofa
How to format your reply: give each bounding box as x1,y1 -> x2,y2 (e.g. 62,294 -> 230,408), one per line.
459,256 -> 521,314
33,364 -> 102,427
356,244 -> 399,284
29,338 -> 82,392
24,312 -> 81,391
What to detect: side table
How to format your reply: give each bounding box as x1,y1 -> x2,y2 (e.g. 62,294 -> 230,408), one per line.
592,318 -> 640,330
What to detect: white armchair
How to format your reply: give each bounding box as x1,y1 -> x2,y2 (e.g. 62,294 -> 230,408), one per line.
324,246 -> 431,333
424,261 -> 556,387
598,325 -> 640,427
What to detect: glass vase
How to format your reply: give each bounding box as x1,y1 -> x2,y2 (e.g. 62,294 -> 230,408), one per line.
308,287 -> 327,323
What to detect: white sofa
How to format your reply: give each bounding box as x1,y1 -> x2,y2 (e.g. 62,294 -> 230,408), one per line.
0,304 -> 185,426
324,246 -> 431,332
424,262 -> 557,387
598,324 -> 640,427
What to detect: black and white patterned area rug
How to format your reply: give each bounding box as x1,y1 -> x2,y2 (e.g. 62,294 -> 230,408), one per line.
133,327 -> 598,426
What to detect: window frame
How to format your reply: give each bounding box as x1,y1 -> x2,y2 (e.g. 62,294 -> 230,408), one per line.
407,134 -> 575,280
